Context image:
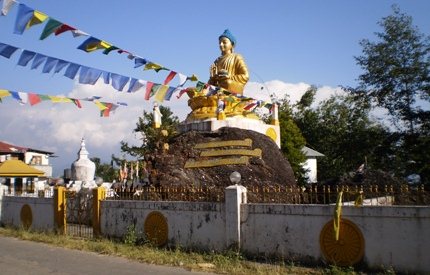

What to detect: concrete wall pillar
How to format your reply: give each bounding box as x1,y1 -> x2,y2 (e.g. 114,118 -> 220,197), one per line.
225,184 -> 247,250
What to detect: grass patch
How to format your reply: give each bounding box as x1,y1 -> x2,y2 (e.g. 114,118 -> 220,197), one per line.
0,227 -> 367,274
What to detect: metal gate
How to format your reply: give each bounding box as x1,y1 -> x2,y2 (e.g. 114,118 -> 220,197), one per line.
53,187 -> 105,238
65,190 -> 94,238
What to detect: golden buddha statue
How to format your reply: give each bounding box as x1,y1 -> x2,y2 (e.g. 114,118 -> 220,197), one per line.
208,29 -> 249,94
186,29 -> 256,121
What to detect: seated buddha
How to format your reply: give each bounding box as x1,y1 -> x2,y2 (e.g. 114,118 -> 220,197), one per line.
208,29 -> 249,94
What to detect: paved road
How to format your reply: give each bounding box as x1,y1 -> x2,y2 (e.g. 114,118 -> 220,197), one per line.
0,236 -> 211,275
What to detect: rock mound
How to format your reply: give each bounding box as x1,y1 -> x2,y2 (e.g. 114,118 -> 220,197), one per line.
151,127 -> 296,187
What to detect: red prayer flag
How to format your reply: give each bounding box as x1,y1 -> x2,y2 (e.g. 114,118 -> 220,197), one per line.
144,82 -> 154,100
163,71 -> 177,85
54,24 -> 76,36
28,93 -> 42,106
72,99 -> 82,108
101,103 -> 113,117
244,103 -> 257,110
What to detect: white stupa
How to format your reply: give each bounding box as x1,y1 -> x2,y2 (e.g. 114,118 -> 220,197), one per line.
69,138 -> 97,191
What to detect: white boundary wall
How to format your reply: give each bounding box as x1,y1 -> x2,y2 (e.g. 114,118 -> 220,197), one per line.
0,195 -> 54,231
1,185 -> 429,273
101,200 -> 226,251
240,204 -> 430,273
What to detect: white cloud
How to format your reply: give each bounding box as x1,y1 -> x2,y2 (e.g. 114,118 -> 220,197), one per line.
0,79 -> 342,176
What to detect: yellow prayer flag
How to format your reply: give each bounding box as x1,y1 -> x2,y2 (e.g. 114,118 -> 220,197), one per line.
0,89 -> 11,98
94,100 -> 108,110
100,40 -> 112,49
144,62 -> 163,71
189,74 -> 198,82
154,85 -> 169,102
26,10 -> 48,29
49,96 -> 73,103
333,191 -> 343,241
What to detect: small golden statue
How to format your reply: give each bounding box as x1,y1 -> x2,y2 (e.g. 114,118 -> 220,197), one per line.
186,29 -> 256,121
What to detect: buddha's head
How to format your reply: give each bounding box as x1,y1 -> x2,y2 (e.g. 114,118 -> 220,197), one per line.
219,29 -> 236,54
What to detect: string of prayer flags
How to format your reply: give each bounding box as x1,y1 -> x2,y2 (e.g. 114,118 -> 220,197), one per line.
0,41 -> 153,93
0,88 -> 124,117
6,1 -> 203,89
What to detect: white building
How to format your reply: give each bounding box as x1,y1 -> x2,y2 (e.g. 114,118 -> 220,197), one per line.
302,146 -> 324,183
0,141 -> 54,177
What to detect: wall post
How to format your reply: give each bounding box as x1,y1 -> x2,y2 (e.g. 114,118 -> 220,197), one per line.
92,186 -> 106,237
53,186 -> 66,235
225,184 -> 247,250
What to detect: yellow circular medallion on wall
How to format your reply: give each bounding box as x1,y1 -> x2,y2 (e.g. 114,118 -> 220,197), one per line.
20,204 -> 33,230
265,127 -> 277,143
144,211 -> 168,247
319,218 -> 365,266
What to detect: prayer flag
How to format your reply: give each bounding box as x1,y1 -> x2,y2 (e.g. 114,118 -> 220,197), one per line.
53,59 -> 69,74
64,63 -> 80,79
154,85 -> 169,102
176,89 -> 188,99
28,93 -> 42,106
163,71 -> 177,85
26,10 -> 48,29
71,29 -> 89,37
333,191 -> 343,241
0,43 -> 19,58
1,0 -> 16,16
103,46 -> 119,55
134,57 -> 147,68
0,89 -> 11,99
144,62 -> 166,72
42,57 -> 58,73
164,87 -> 178,101
102,71 -> 111,84
49,96 -> 72,103
72,99 -> 82,108
177,73 -> 188,87
100,103 -> 113,117
14,4 -> 34,34
188,74 -> 198,82
94,100 -> 108,110
31,53 -> 47,70
17,50 -> 36,67
54,24 -> 76,36
79,67 -> 102,85
77,37 -> 111,53
244,103 -> 257,111
127,78 -> 145,93
110,73 -> 130,91
18,92 -> 28,105
144,82 -> 154,100
39,18 -> 62,40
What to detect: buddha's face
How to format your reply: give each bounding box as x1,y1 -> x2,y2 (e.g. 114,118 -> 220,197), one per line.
219,37 -> 233,54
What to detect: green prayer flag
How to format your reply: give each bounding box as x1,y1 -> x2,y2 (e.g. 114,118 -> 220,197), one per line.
39,18 -> 62,40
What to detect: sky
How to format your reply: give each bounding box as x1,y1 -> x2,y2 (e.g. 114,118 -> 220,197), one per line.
0,0 -> 429,177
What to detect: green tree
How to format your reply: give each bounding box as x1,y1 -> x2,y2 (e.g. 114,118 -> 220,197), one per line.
293,89 -> 388,181
355,5 -> 430,134
121,105 -> 179,158
277,96 -> 307,185
90,156 -> 118,182
354,6 -> 430,183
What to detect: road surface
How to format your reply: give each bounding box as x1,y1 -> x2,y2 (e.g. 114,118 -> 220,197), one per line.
0,236 -> 212,275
